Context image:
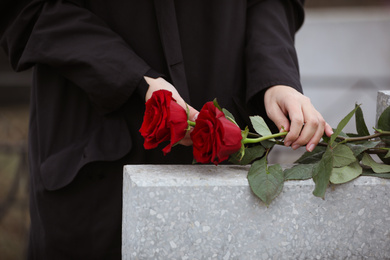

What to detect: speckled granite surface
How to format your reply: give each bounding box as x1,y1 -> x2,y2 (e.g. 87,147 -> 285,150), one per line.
376,90 -> 390,123
122,165 -> 390,260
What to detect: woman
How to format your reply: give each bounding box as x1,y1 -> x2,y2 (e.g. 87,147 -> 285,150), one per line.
1,0 -> 332,258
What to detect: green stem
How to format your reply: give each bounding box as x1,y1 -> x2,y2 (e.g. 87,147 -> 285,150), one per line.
365,148 -> 388,155
187,120 -> 196,127
243,131 -> 287,144
337,131 -> 390,143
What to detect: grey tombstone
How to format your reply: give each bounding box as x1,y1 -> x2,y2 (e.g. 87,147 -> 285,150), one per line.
122,164 -> 390,259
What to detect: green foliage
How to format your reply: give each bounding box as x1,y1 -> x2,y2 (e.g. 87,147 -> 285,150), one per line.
213,98 -> 222,111
377,106 -> 390,130
233,126 -> 250,162
330,105 -> 360,146
345,141 -> 380,157
260,140 -> 276,149
312,147 -> 334,199
377,106 -> 390,145
284,164 -> 314,180
330,160 -> 362,184
146,91 -> 390,206
355,104 -> 370,136
231,104 -> 390,205
378,152 -> 390,165
385,149 -> 390,158
222,108 -> 235,123
295,146 -> 326,164
247,157 -> 284,206
250,116 -> 274,141
361,168 -> 390,179
230,145 -> 265,165
332,144 -> 356,167
361,153 -> 390,173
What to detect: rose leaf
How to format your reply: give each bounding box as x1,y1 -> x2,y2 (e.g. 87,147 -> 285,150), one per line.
247,157 -> 284,206
230,145 -> 265,165
212,98 -> 223,111
295,146 -> 327,164
284,163 -> 315,180
361,153 -> 390,173
222,108 -> 236,123
249,116 -> 274,141
345,141 -> 380,157
361,167 -> 390,179
260,140 -> 276,149
333,144 -> 356,167
377,106 -> 390,145
330,105 -> 360,146
312,147 -> 334,199
355,104 -> 370,136
385,149 -> 390,158
330,160 -> 362,184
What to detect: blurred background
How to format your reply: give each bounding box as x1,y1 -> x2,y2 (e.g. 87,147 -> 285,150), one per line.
270,0 -> 390,163
0,0 -> 389,259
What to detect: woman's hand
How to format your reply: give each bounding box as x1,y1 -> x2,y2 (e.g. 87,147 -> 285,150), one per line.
264,85 -> 333,152
145,76 -> 199,146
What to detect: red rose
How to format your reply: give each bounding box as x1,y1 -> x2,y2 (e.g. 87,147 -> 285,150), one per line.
139,90 -> 188,155
190,102 -> 242,165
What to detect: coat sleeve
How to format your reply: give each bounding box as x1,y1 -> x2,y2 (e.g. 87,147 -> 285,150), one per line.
245,0 -> 305,104
0,0 -> 151,115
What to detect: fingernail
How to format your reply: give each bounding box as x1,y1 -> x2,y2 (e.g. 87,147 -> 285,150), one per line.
308,144 -> 315,152
292,144 -> 300,150
285,141 -> 292,147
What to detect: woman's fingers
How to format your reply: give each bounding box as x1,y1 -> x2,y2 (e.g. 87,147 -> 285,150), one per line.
264,85 -> 332,152
144,76 -> 199,146
179,104 -> 198,146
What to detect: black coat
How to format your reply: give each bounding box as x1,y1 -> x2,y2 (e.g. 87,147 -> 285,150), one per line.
1,0 -> 304,257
